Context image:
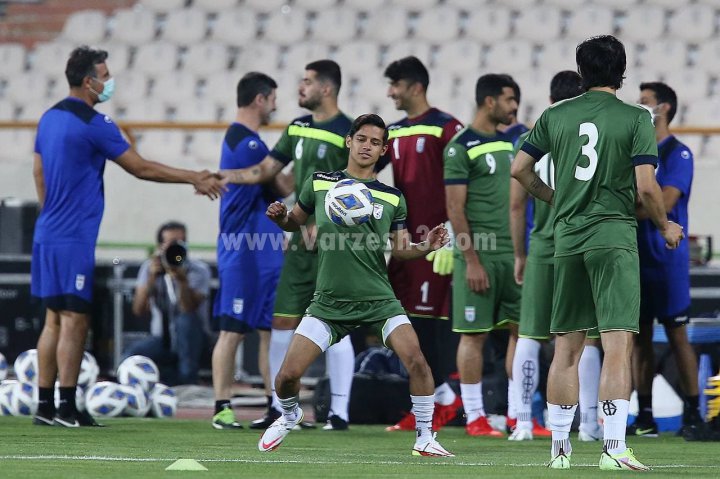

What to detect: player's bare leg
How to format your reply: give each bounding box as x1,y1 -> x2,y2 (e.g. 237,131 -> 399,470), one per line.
211,330 -> 244,429
34,309 -> 60,425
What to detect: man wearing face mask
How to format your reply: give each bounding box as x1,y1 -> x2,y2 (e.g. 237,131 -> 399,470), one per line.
31,46 -> 225,428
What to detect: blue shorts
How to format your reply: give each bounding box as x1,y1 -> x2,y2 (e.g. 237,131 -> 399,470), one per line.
640,274 -> 691,328
213,263 -> 280,334
31,242 -> 95,314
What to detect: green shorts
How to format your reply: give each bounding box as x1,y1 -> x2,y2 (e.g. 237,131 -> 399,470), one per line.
452,255 -> 521,333
551,248 -> 640,334
273,244 -> 317,318
519,258 -> 554,340
306,293 -> 407,345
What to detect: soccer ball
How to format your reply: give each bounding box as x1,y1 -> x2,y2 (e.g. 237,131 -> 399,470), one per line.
119,384 -> 151,417
78,351 -> 99,389
117,355 -> 160,393
10,382 -> 37,416
0,380 -> 17,415
54,382 -> 86,412
14,349 -> 38,384
85,381 -> 128,417
324,179 -> 374,227
0,352 -> 7,381
149,383 -> 177,418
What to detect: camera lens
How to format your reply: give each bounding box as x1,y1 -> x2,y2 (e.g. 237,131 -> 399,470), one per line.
164,241 -> 187,267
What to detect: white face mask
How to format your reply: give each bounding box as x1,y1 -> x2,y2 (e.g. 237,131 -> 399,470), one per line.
89,77 -> 115,102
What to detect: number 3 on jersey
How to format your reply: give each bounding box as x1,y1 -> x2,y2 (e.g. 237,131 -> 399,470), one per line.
575,122 -> 598,181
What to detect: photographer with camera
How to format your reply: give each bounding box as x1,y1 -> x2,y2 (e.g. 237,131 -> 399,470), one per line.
128,221 -> 211,385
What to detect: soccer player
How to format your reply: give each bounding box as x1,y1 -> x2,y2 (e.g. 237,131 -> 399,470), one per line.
381,56 -> 463,431
220,60 -> 354,430
210,72 -> 286,429
509,71 -> 602,441
444,73 -> 520,438
32,46 -> 224,427
512,35 -> 684,470
631,81 -> 701,437
259,113 -> 453,456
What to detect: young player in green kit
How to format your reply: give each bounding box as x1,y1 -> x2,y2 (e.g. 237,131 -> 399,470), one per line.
512,35 -> 684,471
259,114 -> 454,457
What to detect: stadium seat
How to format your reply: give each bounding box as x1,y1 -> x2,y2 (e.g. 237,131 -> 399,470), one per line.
172,100 -> 219,123
646,0 -> 687,7
354,74 -> 391,107
619,6 -> 665,42
136,130 -> 188,165
295,0 -> 337,9
483,40 -> 534,74
0,43 -> 26,75
593,0 -> 638,6
332,41 -> 381,76
342,0 -> 384,10
235,44 -> 281,75
119,99 -> 169,122
200,71 -> 237,107
210,9 -> 257,44
389,0 -> 437,9
618,71 -> 659,103
661,70 -> 711,103
95,43 -> 130,75
138,0 -> 185,12
31,42 -> 74,76
310,9 -> 358,44
193,0 -> 238,11
383,41 -> 432,70
187,130 -> 225,168
676,134 -> 704,154
668,5 -> 716,42
543,0 -> 586,8
684,98 -> 720,126
133,43 -> 179,75
161,9 -> 208,45
640,40 -> 688,72
362,7 -> 409,44
272,99 -> 306,124
465,7 -> 511,42
425,72 -> 455,109
434,40 -> 482,76
445,96 -> 474,125
243,0 -> 292,13
60,10 -> 107,45
0,129 -> 34,162
538,41 -> 578,72
109,9 -> 157,46
263,9 -> 308,45
3,73 -> 49,104
414,7 -> 460,43
17,102 -> 49,122
446,0 -> 493,9
111,72 -> 150,108
512,70 -> 554,107
565,6 -> 615,40
696,39 -> 720,74
183,42 -> 230,75
283,43 -> 331,72
151,72 -> 200,107
514,6 -> 562,42
0,101 -> 15,121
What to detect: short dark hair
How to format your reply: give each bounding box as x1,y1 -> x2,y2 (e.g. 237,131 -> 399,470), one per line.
347,113 -> 388,143
305,59 -> 342,94
236,72 -> 277,107
576,35 -> 626,90
550,70 -> 584,103
384,56 -> 430,91
65,46 -> 108,87
156,221 -> 186,244
475,73 -> 516,107
498,73 -> 521,105
640,81 -> 678,124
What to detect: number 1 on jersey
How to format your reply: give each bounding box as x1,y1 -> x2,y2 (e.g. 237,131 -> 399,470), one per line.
575,122 -> 598,181
420,280 -> 429,304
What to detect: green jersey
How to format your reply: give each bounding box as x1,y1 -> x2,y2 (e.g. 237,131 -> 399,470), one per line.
521,91 -> 658,256
444,127 -> 515,258
515,131 -> 555,263
296,170 -> 408,303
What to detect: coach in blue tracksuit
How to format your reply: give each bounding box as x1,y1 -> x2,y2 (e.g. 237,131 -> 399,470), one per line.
31,46 -> 224,427
631,81 -> 701,437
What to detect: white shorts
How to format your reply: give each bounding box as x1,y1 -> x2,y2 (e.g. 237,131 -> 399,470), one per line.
295,314 -> 411,352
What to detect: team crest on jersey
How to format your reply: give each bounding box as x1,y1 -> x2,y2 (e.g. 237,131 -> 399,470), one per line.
373,203 -> 384,219
416,137 -> 425,153
318,143 -> 327,159
681,150 -> 690,160
249,140 -> 258,150
464,306 -> 475,322
447,147 -> 456,157
75,274 -> 85,291
233,298 -> 244,315
103,115 -> 112,124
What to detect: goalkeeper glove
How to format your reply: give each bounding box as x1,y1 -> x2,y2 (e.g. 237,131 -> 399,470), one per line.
426,221 -> 454,276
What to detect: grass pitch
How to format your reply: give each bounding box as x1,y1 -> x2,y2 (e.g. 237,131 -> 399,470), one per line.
0,416 -> 718,478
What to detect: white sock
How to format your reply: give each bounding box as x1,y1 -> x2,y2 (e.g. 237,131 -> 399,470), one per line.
278,395 -> 300,423
269,329 -> 294,412
578,345 -> 601,432
460,382 -> 484,423
601,399 -> 629,454
434,382 -> 456,406
412,394 -> 434,443
512,338 -> 541,430
326,335 -> 354,422
547,403 -> 577,457
507,378 -> 517,420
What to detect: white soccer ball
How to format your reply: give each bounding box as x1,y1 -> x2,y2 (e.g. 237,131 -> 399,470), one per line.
119,384 -> 151,417
78,351 -> 99,389
54,382 -> 86,412
149,383 -> 177,418
0,352 -> 7,381
117,355 -> 160,393
324,179 -> 374,227
14,349 -> 38,384
0,380 -> 17,416
10,381 -> 37,416
85,381 -> 128,417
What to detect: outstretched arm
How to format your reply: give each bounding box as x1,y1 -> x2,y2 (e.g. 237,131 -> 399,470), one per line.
511,150 -> 554,205
266,201 -> 309,232
390,224 -> 449,261
222,156 -> 285,185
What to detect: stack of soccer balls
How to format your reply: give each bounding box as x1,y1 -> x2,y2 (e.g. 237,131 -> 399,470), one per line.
0,350 -> 177,419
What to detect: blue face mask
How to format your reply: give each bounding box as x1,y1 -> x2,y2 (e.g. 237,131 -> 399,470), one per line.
90,77 -> 115,103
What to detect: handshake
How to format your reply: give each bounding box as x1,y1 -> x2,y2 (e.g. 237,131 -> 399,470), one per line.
192,170 -> 231,200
